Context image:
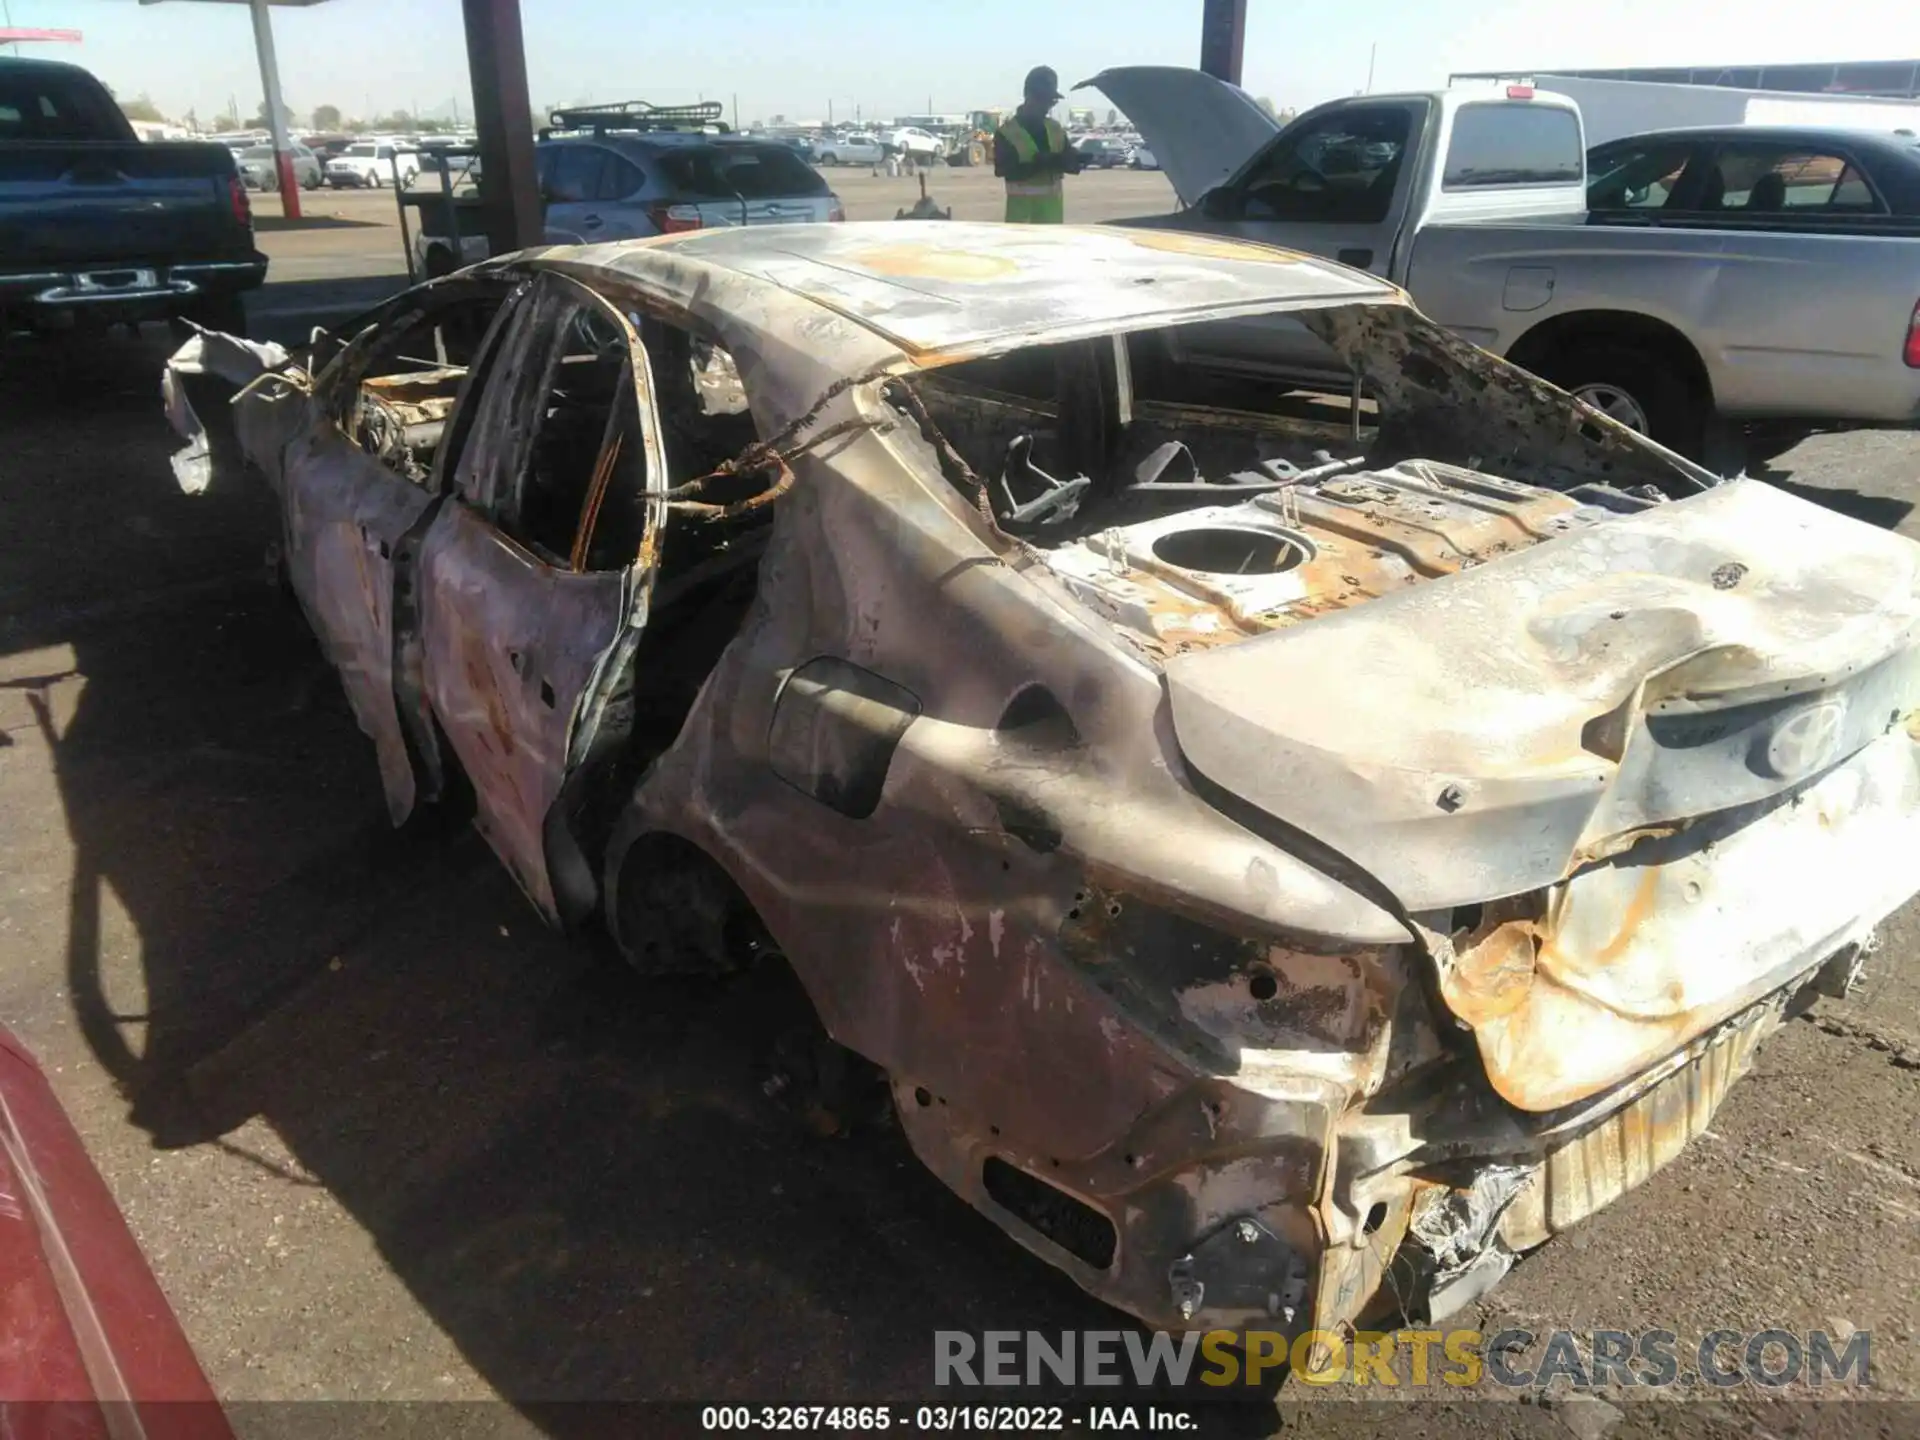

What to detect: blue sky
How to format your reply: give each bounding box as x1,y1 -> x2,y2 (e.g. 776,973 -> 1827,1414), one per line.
6,0 -> 1919,128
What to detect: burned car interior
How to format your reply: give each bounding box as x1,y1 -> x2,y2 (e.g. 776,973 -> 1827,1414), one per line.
326,275 -> 777,773
162,227 -> 1920,1359
889,302 -> 1711,660
897,301 -> 1708,536
329,291 -> 503,484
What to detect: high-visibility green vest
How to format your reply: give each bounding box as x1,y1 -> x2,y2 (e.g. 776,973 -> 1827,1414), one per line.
1000,116 -> 1067,224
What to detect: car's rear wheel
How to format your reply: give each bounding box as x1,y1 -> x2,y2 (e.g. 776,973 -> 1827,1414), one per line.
1534,341 -> 1705,458
606,831 -> 890,1135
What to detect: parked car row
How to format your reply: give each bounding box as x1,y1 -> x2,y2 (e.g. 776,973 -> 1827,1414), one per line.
214,133 -> 429,190
811,132 -> 886,167
235,142 -> 323,191
1072,136 -> 1133,169
416,123 -> 847,276
806,128 -> 945,166
805,126 -> 1156,170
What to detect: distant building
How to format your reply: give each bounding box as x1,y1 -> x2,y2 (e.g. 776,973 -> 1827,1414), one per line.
1454,59 -> 1920,99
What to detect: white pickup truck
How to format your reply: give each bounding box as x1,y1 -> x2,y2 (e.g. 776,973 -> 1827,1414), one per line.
1087,68 -> 1920,460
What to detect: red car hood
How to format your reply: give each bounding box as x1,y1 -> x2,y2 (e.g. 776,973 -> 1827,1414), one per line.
0,1026 -> 231,1438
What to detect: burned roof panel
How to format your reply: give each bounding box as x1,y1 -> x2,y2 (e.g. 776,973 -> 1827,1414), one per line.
583,221 -> 1398,356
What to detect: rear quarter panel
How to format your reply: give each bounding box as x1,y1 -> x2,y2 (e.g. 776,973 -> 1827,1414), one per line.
1404,219 -> 1920,423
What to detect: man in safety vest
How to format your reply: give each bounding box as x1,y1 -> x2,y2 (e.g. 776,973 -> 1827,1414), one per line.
994,66 -> 1085,223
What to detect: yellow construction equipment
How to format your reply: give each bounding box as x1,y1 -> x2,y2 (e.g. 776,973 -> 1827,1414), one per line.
944,109 -> 1005,167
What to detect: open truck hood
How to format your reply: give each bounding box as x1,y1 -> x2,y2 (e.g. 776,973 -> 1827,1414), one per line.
1076,66 -> 1280,207
1164,479 -> 1920,1108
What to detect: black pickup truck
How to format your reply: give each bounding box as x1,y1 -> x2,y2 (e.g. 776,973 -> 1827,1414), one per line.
0,57 -> 266,336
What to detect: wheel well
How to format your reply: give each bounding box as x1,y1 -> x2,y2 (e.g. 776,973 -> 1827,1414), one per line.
607,830 -> 761,975
1505,310 -> 1713,410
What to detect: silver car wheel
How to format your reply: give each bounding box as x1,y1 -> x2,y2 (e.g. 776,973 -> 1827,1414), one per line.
1572,382 -> 1651,433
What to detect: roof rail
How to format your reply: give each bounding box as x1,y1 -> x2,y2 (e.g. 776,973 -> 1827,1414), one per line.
541,100 -> 729,139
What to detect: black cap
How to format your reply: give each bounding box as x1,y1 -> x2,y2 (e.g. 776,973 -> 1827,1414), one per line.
1023,66 -> 1063,103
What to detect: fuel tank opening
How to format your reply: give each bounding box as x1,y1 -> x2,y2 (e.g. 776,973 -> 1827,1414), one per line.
1151,525 -> 1307,576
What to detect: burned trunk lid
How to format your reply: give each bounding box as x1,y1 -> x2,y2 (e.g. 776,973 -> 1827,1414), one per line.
1165,479 -> 1920,907
1164,479 -> 1920,1108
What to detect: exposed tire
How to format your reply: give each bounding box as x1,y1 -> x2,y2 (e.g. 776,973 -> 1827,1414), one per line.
1533,340 -> 1705,458
302,171 -> 320,190
818,152 -> 837,166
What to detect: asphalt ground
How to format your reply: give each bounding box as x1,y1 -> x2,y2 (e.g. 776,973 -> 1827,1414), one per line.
0,183 -> 1917,1439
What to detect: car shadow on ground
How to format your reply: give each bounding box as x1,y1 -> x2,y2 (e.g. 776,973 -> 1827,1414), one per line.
2,340 -> 1283,1431
252,213 -> 388,233
1755,472 -> 1915,532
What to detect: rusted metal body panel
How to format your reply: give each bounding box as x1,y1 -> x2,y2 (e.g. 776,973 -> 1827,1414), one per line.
280,427 -> 439,823
1032,461 -> 1631,659
1166,478 -> 1920,907
601,436 -> 1398,1325
417,503 -> 625,920
1435,733 -> 1920,1110
160,222 -> 1920,1350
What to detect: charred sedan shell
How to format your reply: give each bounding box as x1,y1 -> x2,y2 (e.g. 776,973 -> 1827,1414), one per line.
162,222 -> 1920,1344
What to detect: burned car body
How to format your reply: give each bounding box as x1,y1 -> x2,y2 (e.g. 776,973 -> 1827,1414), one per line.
164,222 -> 1920,1343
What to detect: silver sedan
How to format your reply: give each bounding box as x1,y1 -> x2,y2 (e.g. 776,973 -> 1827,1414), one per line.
236,144 -> 323,192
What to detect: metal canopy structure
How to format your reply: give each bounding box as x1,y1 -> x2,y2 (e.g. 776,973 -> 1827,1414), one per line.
139,0 -> 329,218
461,0 -> 540,254
1199,0 -> 1247,85
135,0 -> 539,248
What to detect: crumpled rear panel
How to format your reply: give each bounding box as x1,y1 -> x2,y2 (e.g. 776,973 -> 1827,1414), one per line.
1165,478 -> 1920,908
